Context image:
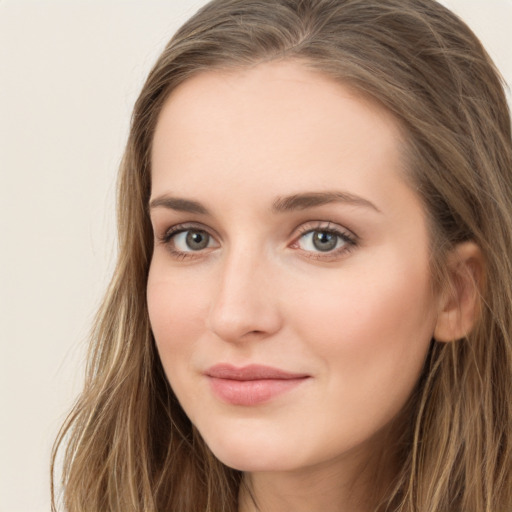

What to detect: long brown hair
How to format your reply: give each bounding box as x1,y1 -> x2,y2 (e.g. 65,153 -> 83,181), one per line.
52,1 -> 512,510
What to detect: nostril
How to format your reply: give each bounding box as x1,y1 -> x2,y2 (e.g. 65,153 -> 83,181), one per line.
206,258 -> 283,342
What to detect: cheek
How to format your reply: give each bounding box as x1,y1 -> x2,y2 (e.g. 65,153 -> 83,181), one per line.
147,262 -> 210,370
286,251 -> 436,406
295,243 -> 435,339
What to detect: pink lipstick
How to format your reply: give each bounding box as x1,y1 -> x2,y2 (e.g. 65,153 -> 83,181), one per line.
205,364 -> 309,406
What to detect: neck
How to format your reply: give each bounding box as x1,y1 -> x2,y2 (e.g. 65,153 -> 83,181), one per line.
238,432 -> 399,512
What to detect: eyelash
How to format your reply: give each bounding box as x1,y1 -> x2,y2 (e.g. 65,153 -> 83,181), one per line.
292,222 -> 357,260
158,221 -> 358,261
158,222 -> 214,261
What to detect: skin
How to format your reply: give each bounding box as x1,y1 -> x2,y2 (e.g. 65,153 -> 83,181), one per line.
147,60 -> 444,512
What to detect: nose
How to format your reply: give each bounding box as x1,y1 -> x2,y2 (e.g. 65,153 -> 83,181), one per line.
207,246 -> 283,343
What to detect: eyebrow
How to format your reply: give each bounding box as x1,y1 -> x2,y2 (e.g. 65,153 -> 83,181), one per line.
149,196 -> 210,214
271,191 -> 380,213
149,191 -> 380,215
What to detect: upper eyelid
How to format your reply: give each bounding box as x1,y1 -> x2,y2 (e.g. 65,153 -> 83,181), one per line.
293,221 -> 358,241
156,220 -> 358,245
161,222 -> 217,239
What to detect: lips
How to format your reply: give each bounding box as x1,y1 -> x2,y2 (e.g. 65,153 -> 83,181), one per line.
205,364 -> 310,406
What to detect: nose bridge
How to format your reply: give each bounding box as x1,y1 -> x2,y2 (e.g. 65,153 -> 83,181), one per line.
207,240 -> 281,342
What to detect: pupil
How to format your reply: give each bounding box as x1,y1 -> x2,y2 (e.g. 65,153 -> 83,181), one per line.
186,230 -> 209,250
313,231 -> 337,252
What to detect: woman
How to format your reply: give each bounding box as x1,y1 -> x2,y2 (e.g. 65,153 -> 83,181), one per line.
52,0 -> 512,511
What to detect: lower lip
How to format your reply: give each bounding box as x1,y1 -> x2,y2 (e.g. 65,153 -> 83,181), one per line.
208,377 -> 308,406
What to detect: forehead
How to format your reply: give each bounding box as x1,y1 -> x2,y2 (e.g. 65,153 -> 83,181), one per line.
153,60 -> 403,148
150,60 -> 409,211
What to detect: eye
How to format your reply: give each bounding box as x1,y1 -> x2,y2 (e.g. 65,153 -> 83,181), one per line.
299,230 -> 342,252
172,229 -> 214,252
292,223 -> 357,258
159,224 -> 219,258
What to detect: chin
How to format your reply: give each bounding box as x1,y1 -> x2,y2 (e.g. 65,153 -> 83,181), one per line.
200,425 -> 299,472
212,449 -> 294,473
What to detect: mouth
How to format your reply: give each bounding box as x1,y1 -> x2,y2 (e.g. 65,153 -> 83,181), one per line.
205,364 -> 310,406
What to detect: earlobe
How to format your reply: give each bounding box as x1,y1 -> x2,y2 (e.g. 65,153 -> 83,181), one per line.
433,241 -> 484,343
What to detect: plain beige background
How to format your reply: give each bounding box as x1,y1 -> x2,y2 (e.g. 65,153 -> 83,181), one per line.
1,1 -> 511,511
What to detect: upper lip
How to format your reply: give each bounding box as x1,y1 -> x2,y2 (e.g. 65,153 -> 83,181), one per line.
205,364 -> 309,381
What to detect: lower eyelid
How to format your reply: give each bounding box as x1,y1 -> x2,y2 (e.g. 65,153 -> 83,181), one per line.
299,242 -> 356,261
156,222 -> 356,261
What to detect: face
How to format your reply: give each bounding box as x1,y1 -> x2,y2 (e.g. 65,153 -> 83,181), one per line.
147,60 -> 440,475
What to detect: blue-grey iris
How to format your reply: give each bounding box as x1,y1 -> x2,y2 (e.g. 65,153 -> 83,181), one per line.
313,231 -> 337,251
186,230 -> 209,250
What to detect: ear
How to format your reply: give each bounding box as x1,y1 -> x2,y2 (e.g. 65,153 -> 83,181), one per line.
434,241 -> 484,343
